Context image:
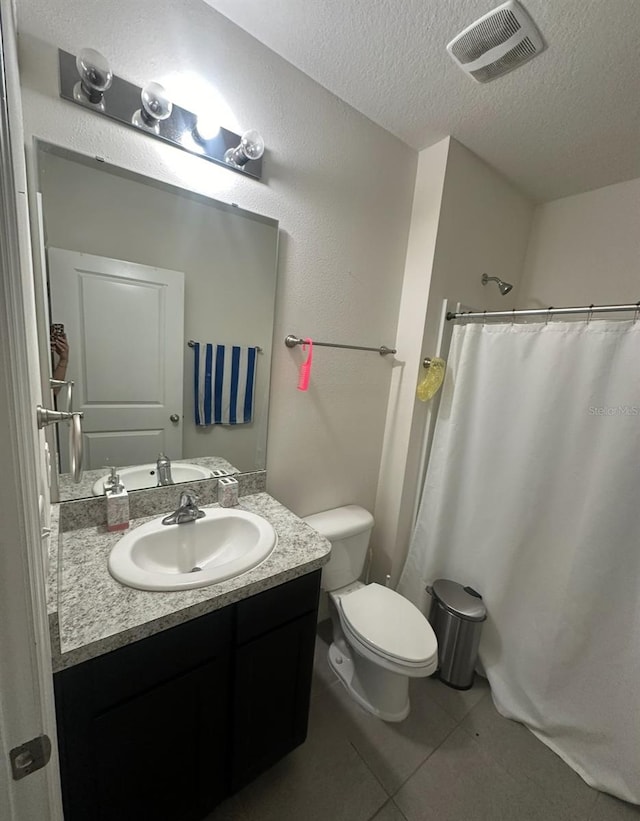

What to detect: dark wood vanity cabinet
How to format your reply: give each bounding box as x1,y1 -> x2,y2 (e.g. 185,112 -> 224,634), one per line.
232,571 -> 320,790
54,570 -> 321,821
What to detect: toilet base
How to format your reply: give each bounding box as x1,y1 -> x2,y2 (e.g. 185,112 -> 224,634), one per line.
328,640 -> 410,722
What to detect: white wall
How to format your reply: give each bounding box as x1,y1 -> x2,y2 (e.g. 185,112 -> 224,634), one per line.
17,0 -> 417,516
372,138 -> 450,582
373,139 -> 534,582
518,176 -> 640,307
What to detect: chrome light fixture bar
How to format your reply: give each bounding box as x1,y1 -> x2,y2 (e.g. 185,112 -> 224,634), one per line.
58,49 -> 264,180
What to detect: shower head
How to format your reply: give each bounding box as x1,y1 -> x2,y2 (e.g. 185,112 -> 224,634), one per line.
481,273 -> 513,296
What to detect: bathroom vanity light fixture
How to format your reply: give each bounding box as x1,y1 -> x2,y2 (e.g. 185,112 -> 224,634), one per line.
58,49 -> 264,180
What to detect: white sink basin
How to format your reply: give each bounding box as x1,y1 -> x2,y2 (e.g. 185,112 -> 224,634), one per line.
92,463 -> 214,495
108,507 -> 277,591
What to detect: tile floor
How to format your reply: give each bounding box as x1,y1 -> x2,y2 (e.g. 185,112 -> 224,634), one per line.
206,624 -> 640,821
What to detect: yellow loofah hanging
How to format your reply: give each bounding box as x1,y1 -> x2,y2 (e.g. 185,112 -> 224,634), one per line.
416,357 -> 446,402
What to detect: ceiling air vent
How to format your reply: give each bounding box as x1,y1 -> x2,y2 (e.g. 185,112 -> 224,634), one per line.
447,1 -> 545,83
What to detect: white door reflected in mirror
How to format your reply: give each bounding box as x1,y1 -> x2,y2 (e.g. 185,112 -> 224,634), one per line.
48,247 -> 185,471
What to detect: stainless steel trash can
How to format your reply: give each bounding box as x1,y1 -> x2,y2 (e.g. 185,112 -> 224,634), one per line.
427,579 -> 486,690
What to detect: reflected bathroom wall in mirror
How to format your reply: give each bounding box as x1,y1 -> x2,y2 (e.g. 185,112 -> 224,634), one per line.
36,142 -> 279,501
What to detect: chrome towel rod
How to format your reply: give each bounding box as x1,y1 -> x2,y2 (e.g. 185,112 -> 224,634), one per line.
447,301 -> 640,322
285,334 -> 396,356
188,340 -> 263,352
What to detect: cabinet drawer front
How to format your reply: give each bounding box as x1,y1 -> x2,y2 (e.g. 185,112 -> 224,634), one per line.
236,570 -> 321,644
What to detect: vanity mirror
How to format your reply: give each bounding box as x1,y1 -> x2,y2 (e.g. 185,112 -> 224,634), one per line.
33,142 -> 279,502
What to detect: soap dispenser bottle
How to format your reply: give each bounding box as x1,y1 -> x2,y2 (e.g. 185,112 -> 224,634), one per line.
105,467 -> 130,532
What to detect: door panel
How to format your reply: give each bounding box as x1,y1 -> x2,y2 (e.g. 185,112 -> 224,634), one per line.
80,274 -> 164,402
93,659 -> 229,821
84,429 -> 165,468
232,611 -> 317,789
47,248 -> 184,470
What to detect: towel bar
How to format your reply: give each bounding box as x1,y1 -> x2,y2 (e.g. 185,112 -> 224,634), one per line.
285,334 -> 395,356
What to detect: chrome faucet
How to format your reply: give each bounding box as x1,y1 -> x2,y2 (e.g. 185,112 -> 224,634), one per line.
156,452 -> 173,486
161,491 -> 206,526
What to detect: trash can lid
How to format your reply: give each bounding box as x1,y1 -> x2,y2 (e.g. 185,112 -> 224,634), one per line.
430,579 -> 487,622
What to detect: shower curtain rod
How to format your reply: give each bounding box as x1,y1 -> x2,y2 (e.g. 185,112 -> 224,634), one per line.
447,301 -> 640,322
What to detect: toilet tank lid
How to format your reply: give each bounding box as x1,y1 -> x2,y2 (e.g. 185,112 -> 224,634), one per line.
303,505 -> 374,540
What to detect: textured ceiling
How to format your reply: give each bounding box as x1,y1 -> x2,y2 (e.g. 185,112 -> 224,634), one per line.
203,0 -> 640,202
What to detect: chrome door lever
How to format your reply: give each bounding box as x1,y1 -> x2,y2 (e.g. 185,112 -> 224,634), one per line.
36,406 -> 82,428
36,406 -> 84,483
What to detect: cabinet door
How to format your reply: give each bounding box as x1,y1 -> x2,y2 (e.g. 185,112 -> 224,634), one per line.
55,605 -> 232,820
92,656 -> 229,821
232,610 -> 317,790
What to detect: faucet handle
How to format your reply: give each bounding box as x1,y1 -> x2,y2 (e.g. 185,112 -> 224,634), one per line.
103,465 -> 121,491
179,490 -> 198,508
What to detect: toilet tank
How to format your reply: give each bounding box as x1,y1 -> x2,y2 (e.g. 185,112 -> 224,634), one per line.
303,505 -> 374,591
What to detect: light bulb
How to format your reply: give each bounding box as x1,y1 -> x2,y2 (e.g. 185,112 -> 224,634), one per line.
224,129 -> 265,168
194,113 -> 220,143
132,82 -> 173,133
74,48 -> 112,106
239,129 -> 265,161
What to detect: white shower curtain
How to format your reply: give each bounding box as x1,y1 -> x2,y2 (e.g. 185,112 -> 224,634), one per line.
399,319 -> 640,804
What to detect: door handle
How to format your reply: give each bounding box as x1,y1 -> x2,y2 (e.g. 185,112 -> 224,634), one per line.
49,378 -> 74,413
169,414 -> 180,423
36,406 -> 84,483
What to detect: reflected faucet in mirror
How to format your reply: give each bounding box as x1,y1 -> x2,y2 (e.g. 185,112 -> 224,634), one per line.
156,453 -> 173,486
90,460 -> 223,496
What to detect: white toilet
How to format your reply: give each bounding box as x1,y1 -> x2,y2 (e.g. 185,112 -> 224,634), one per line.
304,505 -> 438,722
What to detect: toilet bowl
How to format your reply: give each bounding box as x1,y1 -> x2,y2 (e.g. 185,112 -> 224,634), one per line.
303,506 -> 438,722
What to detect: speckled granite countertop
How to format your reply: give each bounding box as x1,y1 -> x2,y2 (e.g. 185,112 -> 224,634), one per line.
51,493 -> 330,671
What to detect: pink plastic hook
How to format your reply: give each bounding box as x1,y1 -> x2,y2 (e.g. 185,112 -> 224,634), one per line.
297,338 -> 313,391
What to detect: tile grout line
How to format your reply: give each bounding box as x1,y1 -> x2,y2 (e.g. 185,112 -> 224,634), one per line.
389,718 -> 462,802
385,684 -> 490,800
456,707 -> 600,819
314,660 -> 394,814
436,697 -> 487,726
453,717 -> 587,819
346,738 -> 394,810
367,797 -> 411,821
338,678 -> 465,803
318,670 -> 493,815
391,798 -> 410,821
347,682 -> 493,808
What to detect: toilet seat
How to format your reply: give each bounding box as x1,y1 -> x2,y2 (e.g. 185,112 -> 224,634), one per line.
338,583 -> 437,669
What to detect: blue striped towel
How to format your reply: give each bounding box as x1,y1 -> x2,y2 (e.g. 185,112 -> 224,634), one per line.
193,343 -> 258,426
